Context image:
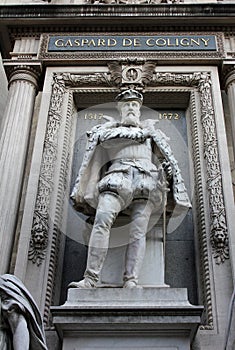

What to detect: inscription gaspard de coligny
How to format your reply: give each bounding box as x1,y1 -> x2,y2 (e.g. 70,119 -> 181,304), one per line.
48,35 -> 217,52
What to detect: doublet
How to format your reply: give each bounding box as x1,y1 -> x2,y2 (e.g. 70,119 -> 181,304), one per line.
98,137 -> 167,209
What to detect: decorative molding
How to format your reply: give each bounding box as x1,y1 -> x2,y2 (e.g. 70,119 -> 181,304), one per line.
108,60 -> 156,89
43,91 -> 74,326
190,91 -> 213,330
28,73 -> 66,266
71,87 -> 118,94
61,72 -> 112,87
197,73 -> 229,265
9,70 -> 38,88
151,71 -> 229,265
38,32 -> 225,62
3,64 -> 42,89
9,28 -> 234,42
28,67 -> 229,329
3,2 -> 232,23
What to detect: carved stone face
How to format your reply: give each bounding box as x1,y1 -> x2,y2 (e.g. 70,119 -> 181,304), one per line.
214,230 -> 226,248
119,100 -> 141,126
34,231 -> 45,247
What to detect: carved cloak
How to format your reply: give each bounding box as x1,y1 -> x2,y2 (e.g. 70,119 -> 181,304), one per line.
0,274 -> 48,350
71,121 -> 191,216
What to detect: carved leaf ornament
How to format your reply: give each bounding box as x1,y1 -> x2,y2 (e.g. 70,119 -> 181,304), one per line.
29,74 -> 66,265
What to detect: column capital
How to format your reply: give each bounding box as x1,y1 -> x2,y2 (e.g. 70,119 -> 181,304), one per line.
3,61 -> 42,90
221,61 -> 235,92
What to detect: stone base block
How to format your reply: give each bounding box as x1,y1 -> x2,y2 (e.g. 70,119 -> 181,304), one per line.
51,288 -> 203,350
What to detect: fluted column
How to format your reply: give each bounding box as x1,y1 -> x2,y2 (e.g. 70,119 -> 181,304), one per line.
0,66 -> 40,274
224,68 -> 235,160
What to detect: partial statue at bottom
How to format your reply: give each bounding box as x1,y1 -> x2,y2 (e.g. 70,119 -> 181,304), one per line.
69,89 -> 191,289
0,274 -> 48,350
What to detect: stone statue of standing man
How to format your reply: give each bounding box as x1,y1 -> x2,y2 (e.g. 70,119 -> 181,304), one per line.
69,89 -> 191,289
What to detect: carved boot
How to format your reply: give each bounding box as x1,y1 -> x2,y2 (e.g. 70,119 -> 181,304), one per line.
68,278 -> 95,289
123,280 -> 138,288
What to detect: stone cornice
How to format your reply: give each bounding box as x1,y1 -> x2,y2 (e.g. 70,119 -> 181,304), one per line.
0,4 -> 234,58
0,4 -> 235,22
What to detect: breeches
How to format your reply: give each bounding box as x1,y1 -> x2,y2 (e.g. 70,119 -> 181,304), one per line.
97,166 -> 164,210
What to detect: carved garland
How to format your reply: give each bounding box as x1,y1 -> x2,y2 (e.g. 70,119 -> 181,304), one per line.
190,91 -> 213,330
28,74 -> 65,265
44,91 -> 74,326
197,73 -> 229,265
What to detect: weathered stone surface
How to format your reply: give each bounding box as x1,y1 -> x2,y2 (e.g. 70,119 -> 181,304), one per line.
52,287 -> 203,350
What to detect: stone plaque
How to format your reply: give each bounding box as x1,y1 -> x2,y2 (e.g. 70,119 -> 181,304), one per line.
48,35 -> 217,52
38,33 -> 224,61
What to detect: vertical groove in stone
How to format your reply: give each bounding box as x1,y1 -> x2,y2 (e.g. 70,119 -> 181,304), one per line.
227,81 -> 235,158
12,38 -> 40,54
0,81 -> 21,153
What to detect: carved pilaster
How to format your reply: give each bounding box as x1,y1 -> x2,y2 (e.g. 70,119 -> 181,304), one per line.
0,64 -> 41,274
196,73 -> 229,265
28,73 -> 66,266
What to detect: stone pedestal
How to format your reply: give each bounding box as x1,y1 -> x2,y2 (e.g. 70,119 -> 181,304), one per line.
51,288 -> 203,350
